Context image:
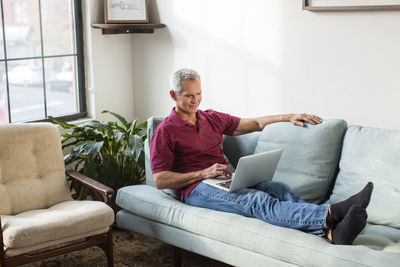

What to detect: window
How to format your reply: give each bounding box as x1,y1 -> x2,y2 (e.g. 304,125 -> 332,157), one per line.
0,0 -> 85,123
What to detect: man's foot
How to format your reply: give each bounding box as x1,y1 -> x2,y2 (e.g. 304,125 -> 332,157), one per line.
330,182 -> 373,222
331,205 -> 367,245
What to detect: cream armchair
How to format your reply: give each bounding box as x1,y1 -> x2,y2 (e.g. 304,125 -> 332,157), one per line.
0,123 -> 115,267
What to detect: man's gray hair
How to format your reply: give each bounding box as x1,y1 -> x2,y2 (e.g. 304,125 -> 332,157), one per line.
170,68 -> 201,94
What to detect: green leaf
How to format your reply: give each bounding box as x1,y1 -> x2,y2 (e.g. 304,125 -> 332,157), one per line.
102,154 -> 119,188
77,120 -> 113,132
82,159 -> 97,178
129,134 -> 144,162
137,121 -> 147,129
102,110 -> 128,128
48,116 -> 76,129
85,141 -> 104,161
113,130 -> 125,143
68,142 -> 87,161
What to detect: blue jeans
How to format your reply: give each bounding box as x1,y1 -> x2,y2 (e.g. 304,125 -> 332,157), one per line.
184,181 -> 329,235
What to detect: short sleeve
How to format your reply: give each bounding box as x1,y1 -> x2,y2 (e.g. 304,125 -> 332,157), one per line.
223,114 -> 240,135
150,126 -> 175,173
205,110 -> 240,136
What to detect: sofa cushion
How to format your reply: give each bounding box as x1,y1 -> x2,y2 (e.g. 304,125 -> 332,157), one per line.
253,119 -> 347,203
116,185 -> 400,266
328,125 -> 400,228
0,123 -> 72,215
1,200 -> 115,249
222,132 -> 261,167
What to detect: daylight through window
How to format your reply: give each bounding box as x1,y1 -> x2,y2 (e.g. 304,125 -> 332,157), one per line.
0,0 -> 85,123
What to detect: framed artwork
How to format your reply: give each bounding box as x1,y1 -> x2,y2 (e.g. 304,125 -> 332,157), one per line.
104,0 -> 149,23
303,0 -> 400,10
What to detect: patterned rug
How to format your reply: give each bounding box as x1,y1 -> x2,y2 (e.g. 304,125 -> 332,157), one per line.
22,229 -> 232,267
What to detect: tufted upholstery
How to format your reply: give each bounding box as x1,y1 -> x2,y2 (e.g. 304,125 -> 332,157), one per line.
0,123 -> 72,215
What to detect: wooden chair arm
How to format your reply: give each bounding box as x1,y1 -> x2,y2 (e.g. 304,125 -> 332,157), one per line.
66,170 -> 114,206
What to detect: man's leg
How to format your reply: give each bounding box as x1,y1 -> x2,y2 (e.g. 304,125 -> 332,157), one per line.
252,181 -> 306,203
184,182 -> 329,232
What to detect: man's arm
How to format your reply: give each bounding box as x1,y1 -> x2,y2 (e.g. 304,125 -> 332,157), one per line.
153,163 -> 232,190
233,113 -> 322,136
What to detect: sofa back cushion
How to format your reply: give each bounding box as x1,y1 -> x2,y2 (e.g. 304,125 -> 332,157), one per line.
254,119 -> 347,203
145,117 -> 164,187
222,132 -> 261,168
0,123 -> 72,215
328,125 -> 400,228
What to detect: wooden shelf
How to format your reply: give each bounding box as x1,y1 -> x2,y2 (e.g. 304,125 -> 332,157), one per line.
91,23 -> 166,34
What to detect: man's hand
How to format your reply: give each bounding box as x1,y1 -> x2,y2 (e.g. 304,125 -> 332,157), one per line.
289,113 -> 322,127
201,163 -> 232,179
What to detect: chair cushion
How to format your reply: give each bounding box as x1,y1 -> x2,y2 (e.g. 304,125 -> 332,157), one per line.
328,125 -> 400,228
253,119 -> 347,203
1,200 -> 114,250
116,185 -> 400,266
0,123 -> 72,215
5,227 -> 110,257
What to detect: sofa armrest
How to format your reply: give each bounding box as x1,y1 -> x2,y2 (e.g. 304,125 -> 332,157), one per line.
66,170 -> 114,206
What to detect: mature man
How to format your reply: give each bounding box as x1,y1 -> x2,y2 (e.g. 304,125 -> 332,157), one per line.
150,68 -> 373,245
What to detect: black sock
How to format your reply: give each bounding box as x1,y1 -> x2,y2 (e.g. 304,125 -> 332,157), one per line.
330,182 -> 373,222
332,205 -> 367,245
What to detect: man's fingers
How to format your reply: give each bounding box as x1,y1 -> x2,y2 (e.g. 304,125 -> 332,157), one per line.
293,114 -> 322,126
293,121 -> 304,127
214,163 -> 232,177
304,114 -> 322,124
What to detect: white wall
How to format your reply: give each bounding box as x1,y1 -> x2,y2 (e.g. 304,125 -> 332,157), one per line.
82,0 -> 135,122
131,0 -> 400,130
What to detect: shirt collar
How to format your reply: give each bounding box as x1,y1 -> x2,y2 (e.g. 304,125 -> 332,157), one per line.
168,108 -> 205,127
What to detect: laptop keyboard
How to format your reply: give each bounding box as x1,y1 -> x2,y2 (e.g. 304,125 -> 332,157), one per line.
217,180 -> 232,189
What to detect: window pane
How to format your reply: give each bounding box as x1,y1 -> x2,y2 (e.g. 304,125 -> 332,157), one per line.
0,4 -> 4,60
45,56 -> 77,116
4,0 -> 41,59
0,63 -> 9,123
8,59 -> 45,122
42,0 -> 75,56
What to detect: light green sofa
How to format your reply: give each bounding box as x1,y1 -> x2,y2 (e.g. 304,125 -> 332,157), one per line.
116,117 -> 400,266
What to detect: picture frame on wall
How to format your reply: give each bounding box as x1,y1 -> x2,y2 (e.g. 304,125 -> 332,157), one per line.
303,0 -> 400,10
104,0 -> 149,23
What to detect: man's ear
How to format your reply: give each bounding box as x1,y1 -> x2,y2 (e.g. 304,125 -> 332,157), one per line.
169,90 -> 176,100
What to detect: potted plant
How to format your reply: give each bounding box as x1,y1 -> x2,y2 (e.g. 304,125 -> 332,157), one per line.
50,110 -> 147,199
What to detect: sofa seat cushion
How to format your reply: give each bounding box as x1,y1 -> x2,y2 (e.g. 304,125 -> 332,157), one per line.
329,125 -> 400,228
116,185 -> 400,266
253,119 -> 347,203
1,200 -> 115,250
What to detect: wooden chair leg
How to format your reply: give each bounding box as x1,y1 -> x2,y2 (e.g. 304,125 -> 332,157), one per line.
173,246 -> 182,267
99,229 -> 113,267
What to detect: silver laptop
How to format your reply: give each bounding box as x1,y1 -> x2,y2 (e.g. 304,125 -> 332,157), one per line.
203,148 -> 283,192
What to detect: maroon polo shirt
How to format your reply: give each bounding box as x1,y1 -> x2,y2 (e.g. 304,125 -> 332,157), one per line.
150,108 -> 240,201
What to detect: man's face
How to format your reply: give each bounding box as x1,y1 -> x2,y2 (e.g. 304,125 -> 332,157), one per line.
172,78 -> 202,115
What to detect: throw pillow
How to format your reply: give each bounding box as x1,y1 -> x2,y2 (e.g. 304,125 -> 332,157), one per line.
254,119 -> 347,203
328,125 -> 400,229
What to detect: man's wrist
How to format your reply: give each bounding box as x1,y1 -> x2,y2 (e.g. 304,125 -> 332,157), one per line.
283,114 -> 293,122
197,170 -> 204,180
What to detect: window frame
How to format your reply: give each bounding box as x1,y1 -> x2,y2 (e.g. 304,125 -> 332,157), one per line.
0,0 -> 86,123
